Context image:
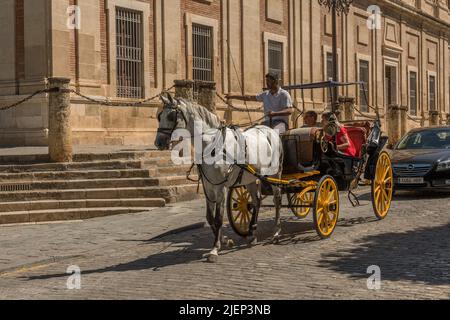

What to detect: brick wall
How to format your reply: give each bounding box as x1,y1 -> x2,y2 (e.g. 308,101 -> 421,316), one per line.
180,0 -> 222,90
259,0 -> 289,85
97,0 -> 156,89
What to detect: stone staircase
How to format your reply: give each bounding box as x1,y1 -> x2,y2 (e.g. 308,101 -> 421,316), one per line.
0,149 -> 200,225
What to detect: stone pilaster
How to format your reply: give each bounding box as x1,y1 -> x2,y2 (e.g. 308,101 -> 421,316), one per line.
0,0 -> 16,95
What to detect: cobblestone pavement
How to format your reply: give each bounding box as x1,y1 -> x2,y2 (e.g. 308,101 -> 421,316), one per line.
0,187 -> 449,300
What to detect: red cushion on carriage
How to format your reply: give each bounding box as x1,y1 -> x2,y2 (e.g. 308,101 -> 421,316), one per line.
344,126 -> 367,158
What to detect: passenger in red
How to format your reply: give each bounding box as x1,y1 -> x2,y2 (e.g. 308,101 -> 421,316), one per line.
321,112 -> 357,158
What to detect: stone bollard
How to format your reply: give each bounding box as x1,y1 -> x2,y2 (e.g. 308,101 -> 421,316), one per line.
197,81 -> 217,114
399,106 -> 408,137
387,104 -> 402,146
48,77 -> 73,163
174,80 -> 194,101
429,110 -> 439,126
338,96 -> 355,121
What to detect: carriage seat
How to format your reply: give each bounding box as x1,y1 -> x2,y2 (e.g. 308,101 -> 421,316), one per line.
344,126 -> 367,158
282,128 -> 320,172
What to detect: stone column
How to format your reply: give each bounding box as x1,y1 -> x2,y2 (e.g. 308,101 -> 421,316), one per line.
48,77 -> 73,163
338,96 -> 355,121
429,110 -> 439,126
388,105 -> 402,146
174,80 -> 194,101
197,81 -> 217,114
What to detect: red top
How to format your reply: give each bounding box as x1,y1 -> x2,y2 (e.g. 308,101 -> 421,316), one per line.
326,126 -> 357,157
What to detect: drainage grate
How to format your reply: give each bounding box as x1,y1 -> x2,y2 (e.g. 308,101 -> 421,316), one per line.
0,183 -> 33,192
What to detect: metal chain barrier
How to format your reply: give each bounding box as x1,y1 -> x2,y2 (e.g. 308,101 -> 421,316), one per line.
349,104 -> 379,120
215,93 -> 263,112
405,112 -> 423,124
0,86 -> 175,119
0,88 -> 51,111
70,85 -> 175,107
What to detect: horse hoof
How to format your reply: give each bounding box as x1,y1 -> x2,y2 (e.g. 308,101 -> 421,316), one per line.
270,235 -> 280,244
226,239 -> 235,249
207,254 -> 218,263
248,237 -> 258,247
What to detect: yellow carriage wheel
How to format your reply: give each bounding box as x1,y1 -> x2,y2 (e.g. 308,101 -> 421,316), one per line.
313,176 -> 340,239
226,186 -> 254,237
289,187 -> 315,218
371,151 -> 394,220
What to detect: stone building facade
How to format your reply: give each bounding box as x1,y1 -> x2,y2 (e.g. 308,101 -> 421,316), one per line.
0,0 -> 449,146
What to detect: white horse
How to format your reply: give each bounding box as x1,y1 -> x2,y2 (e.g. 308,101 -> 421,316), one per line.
155,93 -> 284,263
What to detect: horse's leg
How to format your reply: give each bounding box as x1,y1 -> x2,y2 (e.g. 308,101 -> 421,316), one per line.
246,182 -> 261,246
205,198 -> 219,260
207,198 -> 226,263
271,185 -> 282,243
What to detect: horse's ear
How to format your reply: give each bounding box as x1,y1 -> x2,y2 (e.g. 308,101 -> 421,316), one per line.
160,93 -> 170,105
166,92 -> 175,105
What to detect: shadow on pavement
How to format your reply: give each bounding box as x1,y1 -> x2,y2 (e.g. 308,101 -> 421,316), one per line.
319,222 -> 450,286
21,218 -> 326,281
22,211 -> 402,282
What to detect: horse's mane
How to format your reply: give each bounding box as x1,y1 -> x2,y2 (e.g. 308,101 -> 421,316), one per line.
177,98 -> 221,129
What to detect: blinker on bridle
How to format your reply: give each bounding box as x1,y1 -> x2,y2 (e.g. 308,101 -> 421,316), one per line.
156,105 -> 187,137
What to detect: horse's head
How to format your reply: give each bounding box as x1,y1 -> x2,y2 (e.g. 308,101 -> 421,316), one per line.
154,93 -> 187,150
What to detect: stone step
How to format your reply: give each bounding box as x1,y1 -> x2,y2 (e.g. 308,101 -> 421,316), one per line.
0,185 -> 202,203
0,150 -> 173,165
0,169 -> 151,181
0,198 -> 166,213
148,164 -> 197,177
0,178 -> 162,191
0,175 -> 198,189
73,151 -> 172,163
0,207 -> 158,225
157,175 -> 199,186
0,160 -> 143,173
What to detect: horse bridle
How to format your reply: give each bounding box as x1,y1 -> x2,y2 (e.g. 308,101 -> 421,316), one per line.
156,104 -> 187,137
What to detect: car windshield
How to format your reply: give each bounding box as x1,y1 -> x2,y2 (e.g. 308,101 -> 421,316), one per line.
396,129 -> 450,150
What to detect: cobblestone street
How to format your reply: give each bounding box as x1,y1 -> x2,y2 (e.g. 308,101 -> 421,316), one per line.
0,187 -> 449,300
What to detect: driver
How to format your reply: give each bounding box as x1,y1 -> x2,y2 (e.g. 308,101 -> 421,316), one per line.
321,112 -> 357,157
226,72 -> 293,134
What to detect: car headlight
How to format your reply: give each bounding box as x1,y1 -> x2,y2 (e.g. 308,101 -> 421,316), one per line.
436,159 -> 450,171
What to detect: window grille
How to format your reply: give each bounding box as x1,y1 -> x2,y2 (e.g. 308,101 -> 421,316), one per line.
193,24 -> 213,82
116,8 -> 143,99
268,40 -> 283,82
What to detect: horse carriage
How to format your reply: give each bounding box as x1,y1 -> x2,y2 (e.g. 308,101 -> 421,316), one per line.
226,81 -> 394,239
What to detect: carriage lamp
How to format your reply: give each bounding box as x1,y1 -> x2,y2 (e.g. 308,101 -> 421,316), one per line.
436,159 -> 450,171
